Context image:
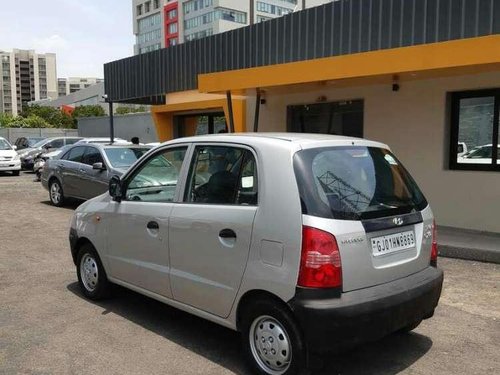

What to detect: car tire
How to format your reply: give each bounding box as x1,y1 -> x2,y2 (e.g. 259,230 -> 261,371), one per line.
12,170 -> 20,176
49,179 -> 65,207
241,298 -> 306,375
76,244 -> 111,300
398,319 -> 422,334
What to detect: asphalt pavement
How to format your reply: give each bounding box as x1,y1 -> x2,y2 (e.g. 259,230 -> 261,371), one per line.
0,172 -> 499,375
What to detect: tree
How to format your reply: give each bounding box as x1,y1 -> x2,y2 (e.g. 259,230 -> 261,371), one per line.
115,106 -> 148,115
72,105 -> 106,119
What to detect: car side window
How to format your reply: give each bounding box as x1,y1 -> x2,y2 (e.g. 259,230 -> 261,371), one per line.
185,146 -> 258,205
47,139 -> 64,149
66,146 -> 86,163
82,147 -> 104,166
125,147 -> 187,203
65,138 -> 80,145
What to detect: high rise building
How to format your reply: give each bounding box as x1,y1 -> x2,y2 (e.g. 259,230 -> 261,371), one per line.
0,49 -> 57,116
58,77 -> 104,97
133,1 -> 334,54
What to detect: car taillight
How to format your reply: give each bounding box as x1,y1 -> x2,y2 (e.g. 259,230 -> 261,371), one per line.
298,226 -> 342,288
431,220 -> 438,267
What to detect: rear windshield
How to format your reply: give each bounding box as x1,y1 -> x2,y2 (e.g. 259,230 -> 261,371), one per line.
294,147 -> 428,220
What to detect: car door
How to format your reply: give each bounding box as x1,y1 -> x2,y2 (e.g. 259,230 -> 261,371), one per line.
169,144 -> 258,318
80,146 -> 108,199
105,145 -> 189,298
58,146 -> 86,197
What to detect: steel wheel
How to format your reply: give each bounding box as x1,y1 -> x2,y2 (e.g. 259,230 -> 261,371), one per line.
80,253 -> 99,292
249,315 -> 292,375
50,182 -> 61,205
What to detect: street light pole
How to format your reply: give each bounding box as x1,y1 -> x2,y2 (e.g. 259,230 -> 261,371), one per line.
109,101 -> 114,144
103,94 -> 114,144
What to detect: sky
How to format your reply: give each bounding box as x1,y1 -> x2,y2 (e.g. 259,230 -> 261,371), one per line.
0,0 -> 134,78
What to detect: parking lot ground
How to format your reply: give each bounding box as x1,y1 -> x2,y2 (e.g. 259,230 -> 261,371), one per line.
1,172 -> 499,375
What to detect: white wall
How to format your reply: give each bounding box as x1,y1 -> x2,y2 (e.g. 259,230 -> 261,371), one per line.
248,71 -> 500,233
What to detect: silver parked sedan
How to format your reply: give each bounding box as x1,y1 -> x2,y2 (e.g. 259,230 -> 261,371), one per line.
41,143 -> 150,206
68,133 -> 443,375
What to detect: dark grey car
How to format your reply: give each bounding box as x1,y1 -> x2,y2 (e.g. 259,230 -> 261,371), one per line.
41,144 -> 150,206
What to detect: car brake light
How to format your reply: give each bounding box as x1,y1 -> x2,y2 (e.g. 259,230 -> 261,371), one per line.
298,226 -> 342,288
431,220 -> 438,267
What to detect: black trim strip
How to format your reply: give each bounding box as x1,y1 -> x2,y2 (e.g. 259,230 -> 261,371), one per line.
362,211 -> 423,233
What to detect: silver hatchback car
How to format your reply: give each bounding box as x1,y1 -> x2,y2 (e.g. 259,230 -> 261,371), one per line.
69,133 -> 443,375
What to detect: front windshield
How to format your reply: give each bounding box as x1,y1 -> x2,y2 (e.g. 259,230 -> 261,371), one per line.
104,147 -> 149,168
0,139 -> 13,150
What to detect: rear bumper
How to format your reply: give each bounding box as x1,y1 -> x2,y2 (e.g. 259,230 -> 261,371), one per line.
288,266 -> 443,354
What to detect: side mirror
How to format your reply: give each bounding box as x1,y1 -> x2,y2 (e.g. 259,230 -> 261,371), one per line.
12,145 -> 17,150
109,175 -> 123,202
92,162 -> 105,171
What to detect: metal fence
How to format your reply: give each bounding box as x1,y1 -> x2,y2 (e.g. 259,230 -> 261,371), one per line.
105,0 -> 500,104
0,128 -> 79,144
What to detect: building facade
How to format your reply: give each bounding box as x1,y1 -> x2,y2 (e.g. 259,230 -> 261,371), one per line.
109,0 -> 500,234
0,49 -> 57,116
134,0 -> 334,53
58,77 -> 104,97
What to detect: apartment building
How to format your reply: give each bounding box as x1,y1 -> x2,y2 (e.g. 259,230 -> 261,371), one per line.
133,1 -> 333,54
58,77 -> 104,97
0,49 -> 57,116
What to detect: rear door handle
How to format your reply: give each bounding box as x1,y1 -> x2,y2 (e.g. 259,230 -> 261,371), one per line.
219,229 -> 236,239
147,221 -> 159,230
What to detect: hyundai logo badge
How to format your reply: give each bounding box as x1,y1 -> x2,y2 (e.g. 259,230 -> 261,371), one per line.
393,217 -> 404,226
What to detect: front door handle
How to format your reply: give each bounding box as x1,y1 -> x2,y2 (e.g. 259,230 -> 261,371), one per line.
147,221 -> 159,230
219,228 -> 236,239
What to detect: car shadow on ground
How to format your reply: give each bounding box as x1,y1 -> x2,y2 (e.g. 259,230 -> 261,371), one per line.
67,282 -> 433,374
40,200 -> 82,211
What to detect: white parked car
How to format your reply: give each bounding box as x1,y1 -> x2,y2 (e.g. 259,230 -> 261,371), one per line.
69,133 -> 443,374
0,137 -> 21,176
74,137 -> 129,145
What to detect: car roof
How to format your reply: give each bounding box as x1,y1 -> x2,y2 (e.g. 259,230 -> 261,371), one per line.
163,132 -> 388,150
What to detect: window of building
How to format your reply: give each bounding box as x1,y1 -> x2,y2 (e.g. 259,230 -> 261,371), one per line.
145,1 -> 151,13
168,22 -> 178,34
449,89 -> 500,171
168,37 -> 178,46
167,9 -> 178,19
154,0 -> 159,9
256,1 -> 293,16
137,4 -> 143,15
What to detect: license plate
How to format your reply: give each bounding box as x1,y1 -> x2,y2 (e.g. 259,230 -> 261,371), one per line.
371,230 -> 415,256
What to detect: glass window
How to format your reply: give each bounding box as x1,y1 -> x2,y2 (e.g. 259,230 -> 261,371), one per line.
450,89 -> 500,171
65,146 -> 86,163
126,147 -> 187,203
65,138 -> 81,145
294,147 -> 427,220
104,147 -> 149,168
185,146 -> 258,205
168,22 -> 178,34
47,139 -> 64,149
82,147 -> 104,166
168,9 -> 177,19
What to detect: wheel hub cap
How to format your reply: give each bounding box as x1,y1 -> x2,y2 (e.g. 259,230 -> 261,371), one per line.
50,183 -> 60,203
80,254 -> 98,292
249,315 -> 291,374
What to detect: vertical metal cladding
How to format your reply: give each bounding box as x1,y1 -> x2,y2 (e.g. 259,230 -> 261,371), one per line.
105,0 -> 500,103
